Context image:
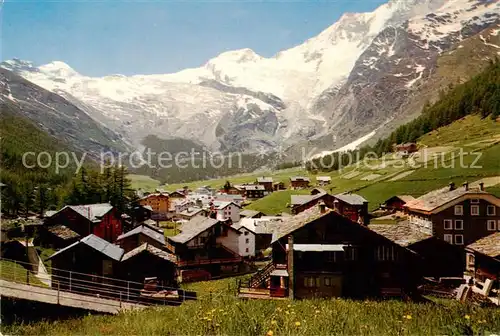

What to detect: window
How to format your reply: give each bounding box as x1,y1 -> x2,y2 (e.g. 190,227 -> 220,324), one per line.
304,276 -> 319,288
471,205 -> 479,216
324,277 -> 332,287
244,231 -> 249,236
455,220 -> 463,230
466,253 -> 475,269
377,246 -> 395,261
454,205 -> 463,216
487,205 -> 496,216
245,248 -> 249,253
471,199 -> 480,204
444,219 -> 453,230
345,247 -> 357,261
487,220 -> 497,231
444,234 -> 453,244
454,234 -> 464,245
326,251 -> 336,263
245,238 -> 249,244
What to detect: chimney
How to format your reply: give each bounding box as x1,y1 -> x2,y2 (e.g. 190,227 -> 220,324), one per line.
318,200 -> 326,214
449,182 -> 456,191
479,182 -> 484,191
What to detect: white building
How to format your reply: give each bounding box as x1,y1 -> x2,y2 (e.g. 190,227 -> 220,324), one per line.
212,201 -> 241,223
235,226 -> 256,257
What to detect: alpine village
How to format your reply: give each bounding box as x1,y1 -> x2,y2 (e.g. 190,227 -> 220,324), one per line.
2,0 -> 500,335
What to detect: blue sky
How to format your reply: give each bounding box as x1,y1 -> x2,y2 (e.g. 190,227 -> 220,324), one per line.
1,0 -> 387,76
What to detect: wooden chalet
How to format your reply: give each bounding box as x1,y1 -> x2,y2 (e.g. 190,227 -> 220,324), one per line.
465,232 -> 500,288
290,190 -> 334,215
290,177 -> 310,190
39,203 -> 122,248
131,204 -> 153,224
242,185 -> 267,199
370,224 -> 464,278
382,195 -> 415,211
273,182 -> 286,191
333,193 -> 370,225
119,243 -> 178,288
238,204 -> 420,300
166,216 -> 243,280
256,177 -> 274,192
316,176 -> 332,186
405,182 -> 500,246
394,143 -> 417,155
116,222 -> 166,252
48,234 -> 125,292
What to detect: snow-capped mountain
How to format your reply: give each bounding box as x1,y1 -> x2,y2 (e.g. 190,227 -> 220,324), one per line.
2,0 -> 499,156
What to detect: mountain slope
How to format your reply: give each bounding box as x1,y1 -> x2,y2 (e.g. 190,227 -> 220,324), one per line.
0,68 -> 128,158
2,0 -> 499,157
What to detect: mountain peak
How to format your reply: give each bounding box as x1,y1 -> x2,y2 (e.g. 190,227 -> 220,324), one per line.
38,61 -> 80,77
208,48 -> 262,65
0,58 -> 37,73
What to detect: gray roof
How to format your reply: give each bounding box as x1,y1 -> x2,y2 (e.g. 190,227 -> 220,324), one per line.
291,192 -> 326,206
467,232 -> 500,258
272,207 -> 331,243
57,203 -> 114,223
287,244 -> 346,252
121,243 -> 176,263
290,176 -> 310,182
334,193 -> 367,205
240,209 -> 263,218
169,216 -> 220,244
257,177 -> 273,183
369,224 -> 432,247
405,186 -> 493,212
178,207 -> 204,217
116,224 -> 165,245
235,217 -> 283,235
48,234 -> 124,261
47,225 -> 80,240
213,200 -> 240,209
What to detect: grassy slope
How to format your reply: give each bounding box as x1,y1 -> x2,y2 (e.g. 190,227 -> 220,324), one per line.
4,276 -> 500,335
0,260 -> 46,287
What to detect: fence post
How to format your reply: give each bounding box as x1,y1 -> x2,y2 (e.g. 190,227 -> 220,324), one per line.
127,281 -> 130,301
26,267 -> 29,285
69,271 -> 72,291
57,281 -> 60,305
14,260 -> 17,282
120,292 -> 122,308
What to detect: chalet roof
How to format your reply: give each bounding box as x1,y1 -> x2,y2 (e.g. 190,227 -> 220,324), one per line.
316,176 -> 332,182
48,234 -> 124,261
178,207 -> 204,217
116,224 -> 165,245
234,217 -> 283,235
44,210 -> 57,218
466,232 -> 500,258
395,195 -> 416,203
405,186 -> 495,213
240,209 -> 262,218
290,176 -> 310,182
334,193 -> 367,205
47,224 -> 80,240
140,193 -> 169,200
291,192 -> 326,206
169,216 -> 219,244
257,177 -> 273,183
369,224 -> 432,247
287,244 -> 346,252
272,206 -> 330,243
270,269 -> 289,277
121,243 -> 176,263
61,203 -> 114,223
213,200 -> 241,209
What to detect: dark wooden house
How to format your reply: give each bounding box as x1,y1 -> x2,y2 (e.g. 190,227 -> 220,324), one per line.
47,234 -> 124,292
370,223 -> 464,278
256,177 -> 274,192
39,203 -> 122,248
119,243 -> 178,288
166,216 -> 243,280
115,223 -> 166,252
243,185 -> 267,199
465,232 -> 500,288
239,205 -> 420,300
382,195 -> 415,211
405,182 -> 500,246
333,193 -> 369,225
290,190 -> 334,215
290,177 -> 310,190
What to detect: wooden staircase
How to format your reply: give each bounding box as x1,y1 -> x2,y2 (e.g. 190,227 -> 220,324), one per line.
249,262 -> 275,288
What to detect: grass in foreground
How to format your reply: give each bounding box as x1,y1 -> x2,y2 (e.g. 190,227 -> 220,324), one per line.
4,287 -> 499,335
0,260 -> 46,287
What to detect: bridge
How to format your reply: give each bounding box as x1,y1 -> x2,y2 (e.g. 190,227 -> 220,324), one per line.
0,258 -> 193,314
